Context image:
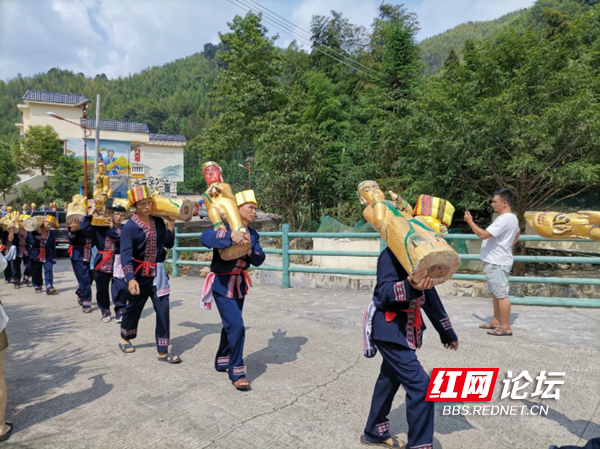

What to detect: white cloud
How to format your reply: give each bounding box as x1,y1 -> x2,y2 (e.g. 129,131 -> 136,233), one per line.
0,0 -> 537,81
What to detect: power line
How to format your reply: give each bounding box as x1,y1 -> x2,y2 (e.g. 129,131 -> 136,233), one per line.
225,0 -> 376,78
245,0 -> 379,75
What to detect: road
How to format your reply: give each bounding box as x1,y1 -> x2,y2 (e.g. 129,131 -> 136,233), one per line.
1,257 -> 599,448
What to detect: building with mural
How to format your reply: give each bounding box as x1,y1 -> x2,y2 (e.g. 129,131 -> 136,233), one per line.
15,89 -> 185,197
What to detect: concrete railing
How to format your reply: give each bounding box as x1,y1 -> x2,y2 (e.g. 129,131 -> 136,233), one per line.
167,225 -> 600,308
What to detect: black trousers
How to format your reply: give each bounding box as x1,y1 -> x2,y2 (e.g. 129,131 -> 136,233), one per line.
2,257 -> 11,282
120,282 -> 170,353
31,260 -> 54,290
95,271 -> 128,316
12,256 -> 31,284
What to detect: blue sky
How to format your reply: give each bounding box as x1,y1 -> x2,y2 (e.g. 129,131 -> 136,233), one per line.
0,0 -> 535,81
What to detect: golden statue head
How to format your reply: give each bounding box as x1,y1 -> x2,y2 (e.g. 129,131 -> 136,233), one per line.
98,162 -> 107,175
358,181 -> 385,206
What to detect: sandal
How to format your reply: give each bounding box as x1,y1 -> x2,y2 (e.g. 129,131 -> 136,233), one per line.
158,353 -> 182,364
77,296 -> 83,306
82,308 -> 92,314
360,435 -> 404,448
487,327 -> 513,337
232,378 -> 251,391
479,322 -> 498,329
0,422 -> 13,442
119,343 -> 135,353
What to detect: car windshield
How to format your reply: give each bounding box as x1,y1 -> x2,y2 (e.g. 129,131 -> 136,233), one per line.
31,211 -> 67,225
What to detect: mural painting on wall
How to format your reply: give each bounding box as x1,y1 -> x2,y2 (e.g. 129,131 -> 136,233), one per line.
66,138 -> 131,198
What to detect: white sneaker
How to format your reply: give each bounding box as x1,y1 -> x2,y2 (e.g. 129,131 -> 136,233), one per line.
116,316 -> 122,323
101,315 -> 112,323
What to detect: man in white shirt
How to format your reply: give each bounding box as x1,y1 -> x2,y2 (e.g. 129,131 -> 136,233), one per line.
464,188 -> 520,336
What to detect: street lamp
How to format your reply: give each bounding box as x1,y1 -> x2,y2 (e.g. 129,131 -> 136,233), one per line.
47,108 -> 92,197
238,156 -> 254,190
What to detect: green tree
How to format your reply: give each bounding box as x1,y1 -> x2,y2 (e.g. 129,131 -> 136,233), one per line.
17,125 -> 63,175
0,141 -> 19,204
49,155 -> 85,201
255,116 -> 325,231
200,12 -> 287,158
404,20 -> 600,232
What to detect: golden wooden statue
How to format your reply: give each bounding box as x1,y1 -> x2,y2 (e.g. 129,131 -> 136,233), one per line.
66,194 -> 89,228
202,161 -> 251,260
151,197 -> 194,222
90,162 -> 115,226
0,212 -> 20,232
358,181 -> 460,285
22,215 -> 59,233
525,211 -> 600,242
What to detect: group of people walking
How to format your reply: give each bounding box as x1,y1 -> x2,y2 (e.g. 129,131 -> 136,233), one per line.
1,186 -> 534,448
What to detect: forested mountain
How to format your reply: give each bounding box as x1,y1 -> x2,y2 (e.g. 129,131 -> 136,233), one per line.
419,0 -> 598,73
0,44 -> 224,142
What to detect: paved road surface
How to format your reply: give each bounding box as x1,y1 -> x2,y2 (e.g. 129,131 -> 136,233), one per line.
1,258 -> 599,448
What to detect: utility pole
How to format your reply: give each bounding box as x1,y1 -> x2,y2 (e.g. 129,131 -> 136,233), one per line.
95,94 -> 101,176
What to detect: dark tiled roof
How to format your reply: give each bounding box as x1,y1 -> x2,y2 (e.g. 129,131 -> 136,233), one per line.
81,118 -> 149,133
23,89 -> 88,105
149,133 -> 187,142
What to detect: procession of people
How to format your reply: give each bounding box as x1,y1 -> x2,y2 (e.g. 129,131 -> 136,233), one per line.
2,162 -> 593,449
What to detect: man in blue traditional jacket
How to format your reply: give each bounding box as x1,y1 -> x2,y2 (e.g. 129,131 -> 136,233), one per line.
362,247 -> 459,448
118,185 -> 180,363
27,220 -> 57,295
9,216 -> 32,288
200,190 -> 266,391
68,215 -> 94,312
80,202 -> 127,323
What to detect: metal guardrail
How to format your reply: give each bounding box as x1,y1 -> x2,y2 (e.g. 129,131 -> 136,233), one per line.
167,224 -> 600,307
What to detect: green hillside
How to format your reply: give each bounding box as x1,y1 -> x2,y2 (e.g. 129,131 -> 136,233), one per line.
418,0 -> 596,73
0,44 -> 224,142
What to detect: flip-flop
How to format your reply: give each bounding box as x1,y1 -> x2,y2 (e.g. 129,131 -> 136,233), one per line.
479,322 -> 498,329
360,435 -> 404,448
0,422 -> 14,442
232,378 -> 251,391
119,343 -> 136,353
487,328 -> 513,337
158,353 -> 182,364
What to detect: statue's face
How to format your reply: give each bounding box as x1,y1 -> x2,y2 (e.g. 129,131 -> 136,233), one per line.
359,182 -> 384,204
98,164 -> 107,175
203,164 -> 223,185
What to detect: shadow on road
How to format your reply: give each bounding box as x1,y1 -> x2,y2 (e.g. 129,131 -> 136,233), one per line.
472,312 -> 519,325
388,401 -> 474,448
13,374 -> 113,434
2,303 -> 113,434
133,321 -> 221,355
245,329 -> 308,383
523,399 -> 599,440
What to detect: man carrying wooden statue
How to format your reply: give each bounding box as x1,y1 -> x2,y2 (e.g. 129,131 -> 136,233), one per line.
358,181 -> 459,449
200,161 -> 265,391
